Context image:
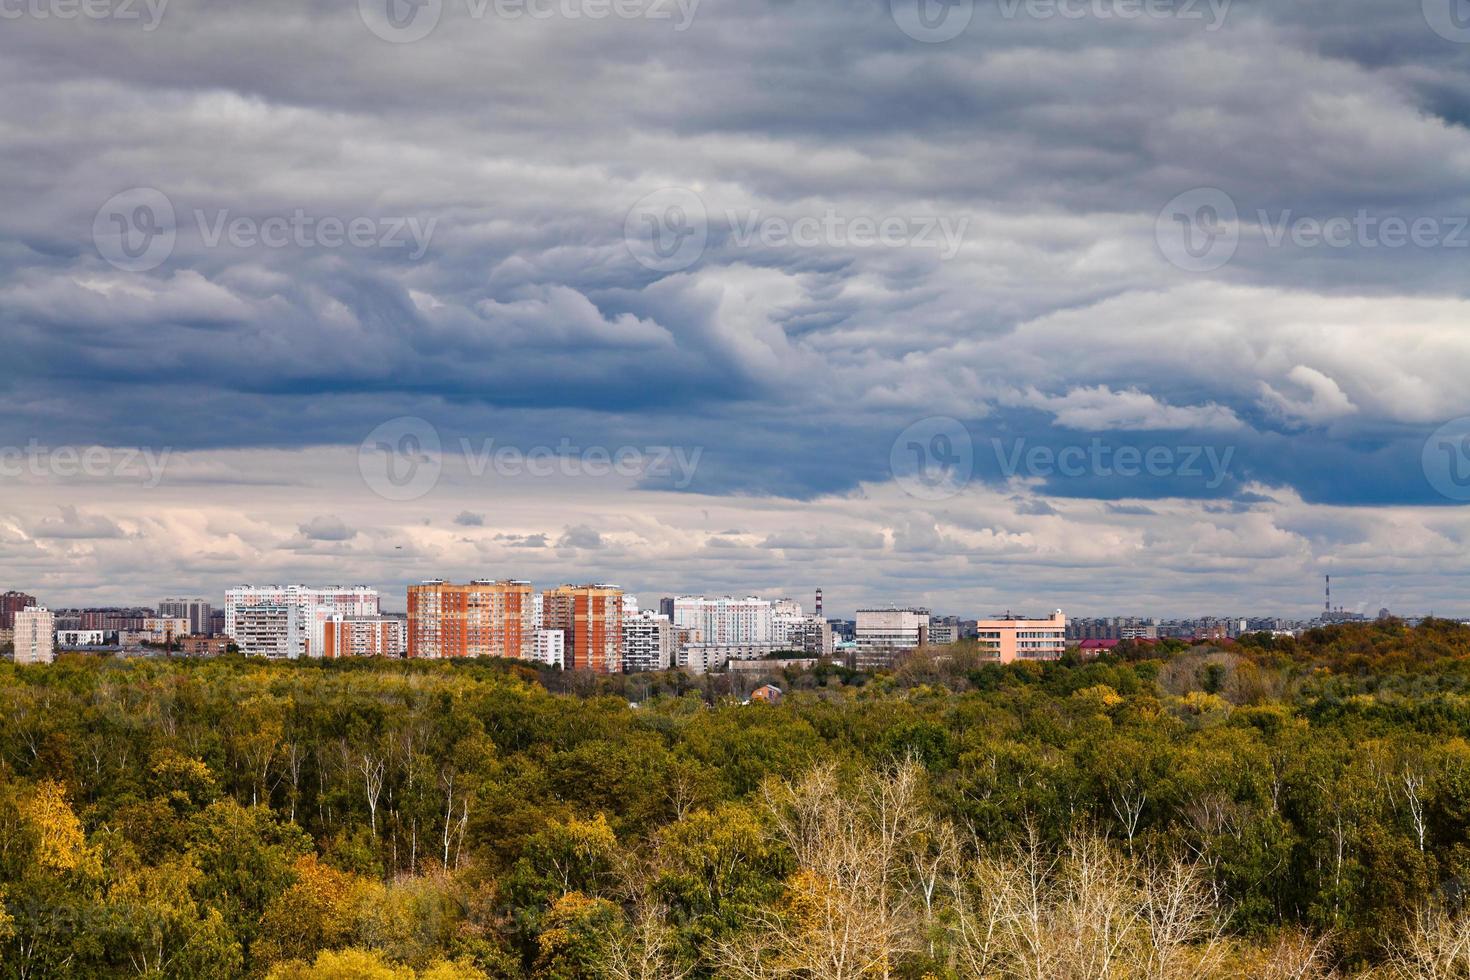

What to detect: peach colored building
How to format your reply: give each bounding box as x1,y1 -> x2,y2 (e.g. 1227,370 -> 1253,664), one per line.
976,610 -> 1068,663
542,584 -> 624,673
321,615 -> 407,658
407,580 -> 534,660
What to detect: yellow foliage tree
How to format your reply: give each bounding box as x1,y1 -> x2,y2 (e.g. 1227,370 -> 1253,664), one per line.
265,947 -> 416,980
19,780 -> 99,876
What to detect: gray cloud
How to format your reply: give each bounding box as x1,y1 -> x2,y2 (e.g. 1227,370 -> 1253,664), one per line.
0,0 -> 1467,611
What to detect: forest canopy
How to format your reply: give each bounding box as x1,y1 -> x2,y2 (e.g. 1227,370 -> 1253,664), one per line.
4,619 -> 1470,977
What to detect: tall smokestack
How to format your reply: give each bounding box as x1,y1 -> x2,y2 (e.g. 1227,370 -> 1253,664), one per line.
815,589 -> 823,618
1325,575 -> 1331,616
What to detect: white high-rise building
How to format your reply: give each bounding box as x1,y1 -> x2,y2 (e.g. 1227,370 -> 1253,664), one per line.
672,596 -> 773,646
14,607 -> 56,665
531,629 -> 565,669
225,585 -> 380,658
622,612 -> 673,673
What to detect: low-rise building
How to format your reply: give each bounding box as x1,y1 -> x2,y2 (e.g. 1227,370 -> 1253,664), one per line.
56,629 -> 108,648
143,617 -> 191,645
976,611 -> 1068,663
180,635 -> 231,656
854,607 -> 930,668
751,684 -> 784,704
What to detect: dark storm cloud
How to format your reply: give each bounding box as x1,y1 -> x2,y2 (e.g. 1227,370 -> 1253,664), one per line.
0,0 -> 1467,553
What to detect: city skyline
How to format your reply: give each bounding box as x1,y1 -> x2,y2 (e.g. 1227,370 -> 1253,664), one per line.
9,572 -> 1440,625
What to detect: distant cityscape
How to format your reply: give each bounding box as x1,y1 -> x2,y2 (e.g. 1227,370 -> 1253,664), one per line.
0,574 -> 1442,674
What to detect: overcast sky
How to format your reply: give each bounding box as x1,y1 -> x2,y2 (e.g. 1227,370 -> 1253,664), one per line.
4,0 -> 1470,618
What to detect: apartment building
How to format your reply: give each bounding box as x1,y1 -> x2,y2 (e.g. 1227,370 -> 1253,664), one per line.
531,628 -> 565,668
225,585 -> 380,658
321,614 -> 407,658
542,584 -> 624,673
976,611 -> 1068,662
406,580 -> 534,659
672,595 -> 773,646
772,614 -> 835,656
622,611 -> 674,672
143,617 -> 191,645
157,598 -> 213,635
0,591 -> 36,630
13,607 -> 56,664
57,629 -> 108,648
229,604 -> 295,658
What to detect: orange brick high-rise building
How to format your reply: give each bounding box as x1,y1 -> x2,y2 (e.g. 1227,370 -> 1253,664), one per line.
407,579 -> 535,660
541,584 -> 624,673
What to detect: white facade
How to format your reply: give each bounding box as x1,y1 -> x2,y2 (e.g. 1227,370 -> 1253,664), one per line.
14,607 -> 56,665
230,604 -> 295,658
531,628 -> 565,669
772,615 -> 834,656
225,585 -> 379,658
622,612 -> 674,673
57,629 -> 107,648
673,596 -> 773,646
855,608 -> 930,657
